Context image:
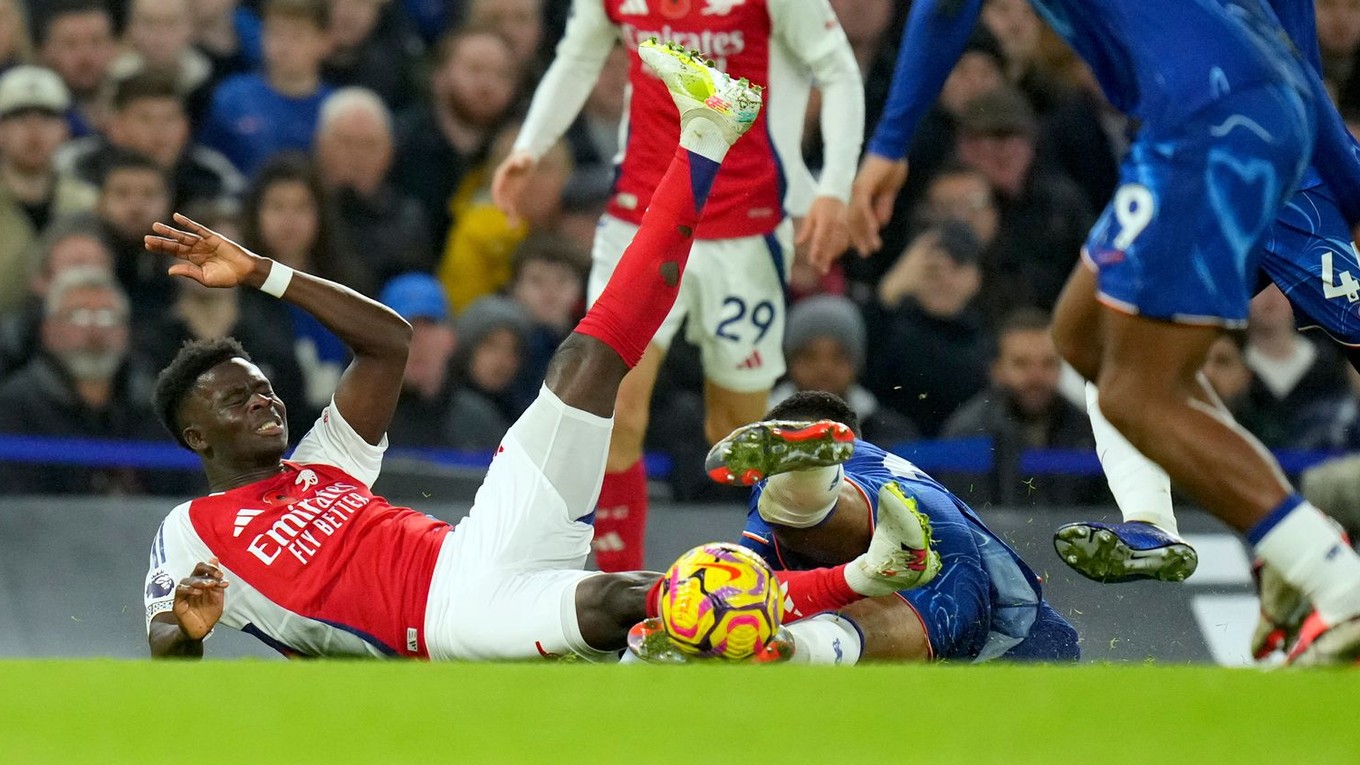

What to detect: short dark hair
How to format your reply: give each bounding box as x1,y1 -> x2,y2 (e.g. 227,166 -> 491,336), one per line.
154,337 -> 252,449
764,390 -> 862,438
35,0 -> 111,48
511,232 -> 588,284
998,307 -> 1051,337
111,71 -> 183,113
97,148 -> 166,187
262,0 -> 329,30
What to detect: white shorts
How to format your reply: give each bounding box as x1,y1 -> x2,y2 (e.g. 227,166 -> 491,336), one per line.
588,214 -> 793,392
423,386 -> 617,661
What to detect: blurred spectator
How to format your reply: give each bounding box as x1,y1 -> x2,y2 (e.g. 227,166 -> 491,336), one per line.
400,0 -> 456,45
314,87 -> 433,285
893,27 -> 1006,226
379,272 -> 459,447
941,308 -> 1101,506
135,201 -> 311,439
323,0 -> 422,109
981,0 -> 1118,209
954,85 -> 1092,312
56,71 -> 245,209
866,222 -> 990,437
0,267 -> 190,495
0,0 -> 32,72
190,0 -> 264,81
93,149 -> 178,324
198,0 -> 333,175
848,25 -> 1006,292
770,294 -> 919,447
437,125 -> 571,313
1317,0 -> 1360,109
35,0 -> 116,137
1200,332 -> 1253,412
1241,284 -> 1353,448
240,153 -> 367,410
448,295 -> 531,450
0,220 -> 112,376
109,0 -> 215,123
466,0 -> 544,82
506,231 -> 586,404
0,65 -> 98,315
393,26 -> 517,242
560,44 -> 624,214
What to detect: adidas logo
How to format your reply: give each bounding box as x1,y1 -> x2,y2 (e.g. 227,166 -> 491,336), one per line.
619,0 -> 648,14
592,532 -> 627,553
233,508 -> 264,538
737,349 -> 763,370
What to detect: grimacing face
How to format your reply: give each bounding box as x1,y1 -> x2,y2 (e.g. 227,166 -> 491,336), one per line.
180,358 -> 289,462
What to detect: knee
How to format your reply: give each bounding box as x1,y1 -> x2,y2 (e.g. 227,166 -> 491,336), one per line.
1094,370 -> 1161,442
575,571 -> 658,650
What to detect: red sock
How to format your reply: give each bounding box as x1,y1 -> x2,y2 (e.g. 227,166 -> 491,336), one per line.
592,460 -> 649,572
643,565 -> 861,622
774,567 -> 862,624
574,145 -> 722,367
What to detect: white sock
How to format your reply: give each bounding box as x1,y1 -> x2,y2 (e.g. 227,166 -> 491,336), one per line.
1255,499 -> 1360,623
679,117 -> 731,162
1086,382 -> 1179,535
758,465 -> 843,528
785,613 -> 863,665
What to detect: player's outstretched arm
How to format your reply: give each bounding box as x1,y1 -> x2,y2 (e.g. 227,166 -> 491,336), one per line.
148,560 -> 229,659
145,213 -> 411,445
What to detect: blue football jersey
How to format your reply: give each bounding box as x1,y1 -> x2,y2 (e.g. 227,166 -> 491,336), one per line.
742,440 -> 1053,660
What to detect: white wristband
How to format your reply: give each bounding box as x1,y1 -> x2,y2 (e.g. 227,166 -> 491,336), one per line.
260,262 -> 294,298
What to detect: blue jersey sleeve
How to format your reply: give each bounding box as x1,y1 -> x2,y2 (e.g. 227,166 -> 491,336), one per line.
866,0 -> 984,159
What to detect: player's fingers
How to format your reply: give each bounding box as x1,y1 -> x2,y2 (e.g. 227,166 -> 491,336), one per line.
167,263 -> 205,281
872,190 -> 896,227
172,213 -> 220,242
143,235 -> 181,254
150,222 -> 199,245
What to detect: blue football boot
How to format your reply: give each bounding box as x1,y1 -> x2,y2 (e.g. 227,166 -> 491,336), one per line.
1053,520 -> 1198,583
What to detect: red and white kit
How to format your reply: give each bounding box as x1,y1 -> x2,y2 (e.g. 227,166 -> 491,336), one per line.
145,387 -> 618,660
516,0 -> 862,388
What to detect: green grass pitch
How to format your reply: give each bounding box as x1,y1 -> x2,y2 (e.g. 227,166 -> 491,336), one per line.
1,661 -> 1354,764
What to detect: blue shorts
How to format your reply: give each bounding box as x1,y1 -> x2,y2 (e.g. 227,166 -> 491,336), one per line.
1258,185 -> 1360,345
1085,84 -> 1312,327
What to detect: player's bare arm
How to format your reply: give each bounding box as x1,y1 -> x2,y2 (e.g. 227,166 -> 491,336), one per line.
145,212 -> 411,445
148,559 -> 229,659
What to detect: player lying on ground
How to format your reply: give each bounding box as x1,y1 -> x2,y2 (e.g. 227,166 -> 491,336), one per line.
142,42 -> 933,661
632,390 -> 1079,664
846,0 -> 1360,666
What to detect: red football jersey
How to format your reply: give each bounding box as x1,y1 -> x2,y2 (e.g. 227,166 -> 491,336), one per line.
145,405 -> 450,658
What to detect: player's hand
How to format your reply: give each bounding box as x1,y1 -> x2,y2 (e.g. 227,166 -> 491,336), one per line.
795,196 -> 851,275
848,154 -> 909,256
492,150 -> 538,227
145,213 -> 263,289
173,558 -> 229,641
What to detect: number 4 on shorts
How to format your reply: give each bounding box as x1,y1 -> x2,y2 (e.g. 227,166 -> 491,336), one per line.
1321,250 -> 1360,303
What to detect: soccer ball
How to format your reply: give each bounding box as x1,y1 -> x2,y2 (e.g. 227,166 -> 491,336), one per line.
658,542 -> 784,660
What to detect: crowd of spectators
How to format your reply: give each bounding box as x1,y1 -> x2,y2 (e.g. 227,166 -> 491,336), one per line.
2,0 -> 1359,508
